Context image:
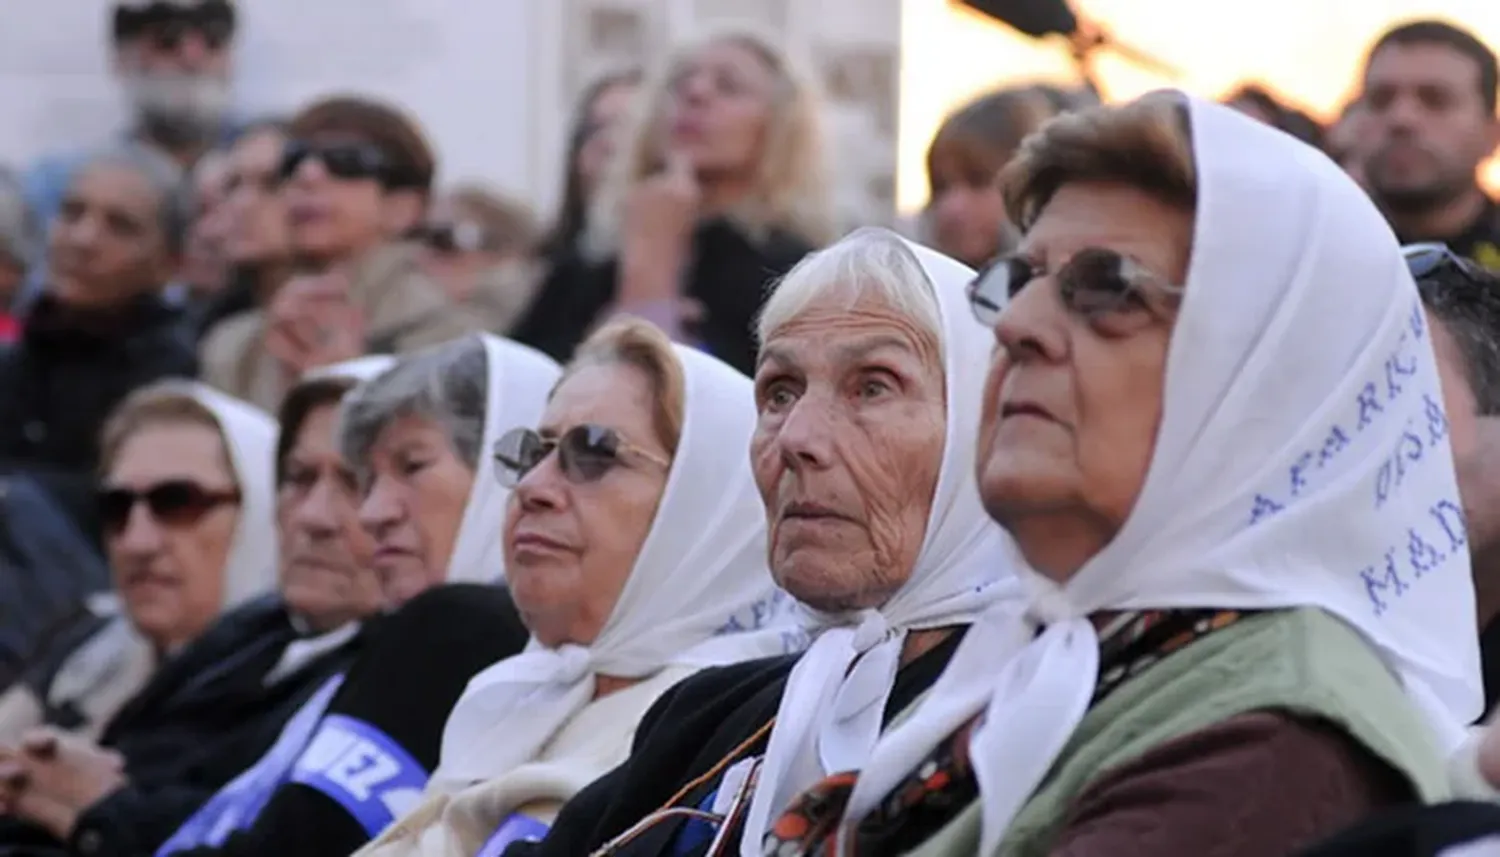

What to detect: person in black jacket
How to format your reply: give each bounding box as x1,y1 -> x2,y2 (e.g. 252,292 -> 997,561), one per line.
502,229 -> 1011,857
0,363 -> 389,856
510,28 -> 835,375
124,337 -> 553,857
0,146 -> 197,544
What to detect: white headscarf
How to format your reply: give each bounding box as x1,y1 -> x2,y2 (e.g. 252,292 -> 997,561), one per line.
846,95 -> 1483,855
50,383 -> 280,705
444,334 -> 561,584
739,233 -> 1018,854
430,345 -> 798,791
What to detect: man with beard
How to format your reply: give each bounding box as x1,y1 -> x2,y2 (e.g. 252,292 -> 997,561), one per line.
18,0 -> 240,305
1360,21 -> 1500,270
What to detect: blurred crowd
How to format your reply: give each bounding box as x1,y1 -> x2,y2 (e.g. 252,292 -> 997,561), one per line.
1,2 -> 1500,856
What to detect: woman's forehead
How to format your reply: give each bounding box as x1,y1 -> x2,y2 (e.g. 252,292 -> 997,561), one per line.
761,306 -> 938,370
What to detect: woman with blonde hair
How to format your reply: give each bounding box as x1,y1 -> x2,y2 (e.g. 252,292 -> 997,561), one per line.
511,27 -> 835,374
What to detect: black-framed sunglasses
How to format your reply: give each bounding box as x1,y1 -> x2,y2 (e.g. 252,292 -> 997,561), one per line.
1404,242 -> 1485,282
277,140 -> 421,189
967,247 -> 1184,332
99,480 -> 240,536
113,0 -> 236,50
493,425 -> 669,488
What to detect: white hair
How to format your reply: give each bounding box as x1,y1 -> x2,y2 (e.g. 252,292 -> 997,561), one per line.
757,227 -> 943,356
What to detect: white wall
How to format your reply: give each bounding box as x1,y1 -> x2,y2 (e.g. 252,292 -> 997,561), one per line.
0,0 -> 901,224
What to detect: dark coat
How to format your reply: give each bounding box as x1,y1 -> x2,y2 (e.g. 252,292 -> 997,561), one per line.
0,293 -> 197,543
510,220 -> 815,376
505,628 -> 966,857
0,596 -> 358,857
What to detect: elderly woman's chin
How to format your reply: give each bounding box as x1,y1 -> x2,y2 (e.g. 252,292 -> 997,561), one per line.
770,542 -> 894,613
976,436 -> 1094,576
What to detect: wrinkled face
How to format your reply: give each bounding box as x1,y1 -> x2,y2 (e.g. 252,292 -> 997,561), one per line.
662,38 -> 778,180
282,134 -> 418,265
576,81 -> 640,200
927,144 -> 1007,269
278,403 -> 382,631
976,182 -> 1190,580
1430,316 -> 1500,554
49,164 -> 174,308
224,129 -> 293,265
504,363 -> 671,648
1363,42 -> 1500,210
752,292 -> 946,612
357,415 -> 475,606
106,422 -> 240,653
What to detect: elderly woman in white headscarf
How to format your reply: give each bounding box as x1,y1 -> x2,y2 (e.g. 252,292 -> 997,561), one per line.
340,333 -> 561,599
500,226 -> 1013,857
0,381 -> 277,744
762,92 -> 1484,857
144,337 -> 557,857
2,362 -> 399,857
351,316 -> 798,857
0,381 -> 278,847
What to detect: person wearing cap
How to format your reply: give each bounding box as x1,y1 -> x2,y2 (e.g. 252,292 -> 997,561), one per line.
19,1 -> 242,308
200,96 -> 483,412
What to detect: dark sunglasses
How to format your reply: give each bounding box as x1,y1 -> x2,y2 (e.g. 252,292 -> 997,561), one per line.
415,221 -> 487,255
277,140 -> 422,189
1404,242 -> 1485,282
99,480 -> 240,536
113,1 -> 236,50
493,425 -> 669,488
967,247 -> 1184,331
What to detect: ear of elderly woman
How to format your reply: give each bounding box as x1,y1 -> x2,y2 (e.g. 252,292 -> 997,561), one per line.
503,227 -> 1011,857
738,95 -> 1479,856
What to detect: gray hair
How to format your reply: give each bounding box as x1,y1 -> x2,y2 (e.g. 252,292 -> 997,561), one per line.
338,336 -> 490,483
1416,257 -> 1500,415
758,227 -> 943,355
72,144 -> 193,255
0,169 -> 40,270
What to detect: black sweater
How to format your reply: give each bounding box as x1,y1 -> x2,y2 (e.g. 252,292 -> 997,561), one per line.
505,627 -> 966,857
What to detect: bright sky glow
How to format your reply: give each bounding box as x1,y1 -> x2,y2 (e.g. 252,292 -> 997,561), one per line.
897,0 -> 1500,212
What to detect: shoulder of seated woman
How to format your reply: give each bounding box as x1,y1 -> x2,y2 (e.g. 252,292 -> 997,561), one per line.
1068,710 -> 1413,822
634,653 -> 801,745
371,584 -> 525,642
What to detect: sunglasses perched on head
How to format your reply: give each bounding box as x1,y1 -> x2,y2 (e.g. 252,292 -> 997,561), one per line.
967,247 -> 1184,331
1404,242 -> 1485,283
277,140 -> 422,189
493,425 -> 669,488
99,480 -> 240,536
113,0 -> 236,50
